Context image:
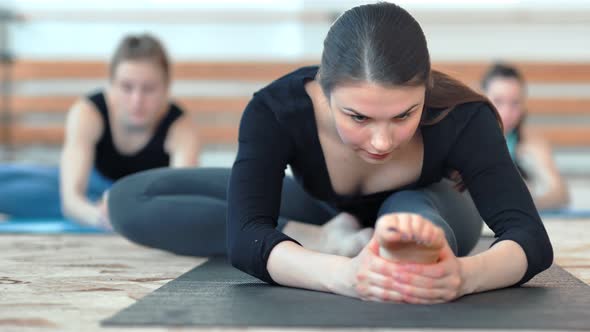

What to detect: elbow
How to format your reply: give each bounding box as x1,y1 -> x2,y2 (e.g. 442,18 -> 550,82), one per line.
226,227 -> 245,271
517,232 -> 554,286
558,185 -> 571,208
534,185 -> 570,211
551,178 -> 571,209
542,240 -> 554,271
227,236 -> 254,279
227,248 -> 242,272
548,180 -> 571,209
227,237 -> 239,268
226,221 -> 269,283
537,230 -> 554,273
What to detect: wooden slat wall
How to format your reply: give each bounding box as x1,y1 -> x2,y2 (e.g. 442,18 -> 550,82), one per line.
5,60 -> 590,83
6,96 -> 590,116
1,60 -> 590,148
8,96 -> 250,115
5,125 -> 589,147
2,125 -> 238,145
5,61 -> 314,81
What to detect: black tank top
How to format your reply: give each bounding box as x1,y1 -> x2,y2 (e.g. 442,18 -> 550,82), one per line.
88,91 -> 183,181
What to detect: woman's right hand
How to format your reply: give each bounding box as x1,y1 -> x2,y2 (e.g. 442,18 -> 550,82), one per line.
337,235 -> 405,302
337,214 -> 462,304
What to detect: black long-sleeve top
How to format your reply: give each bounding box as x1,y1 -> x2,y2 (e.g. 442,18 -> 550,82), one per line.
227,66 -> 553,287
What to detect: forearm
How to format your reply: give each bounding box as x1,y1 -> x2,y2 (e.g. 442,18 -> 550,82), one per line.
267,241 -> 352,296
459,240 -> 527,296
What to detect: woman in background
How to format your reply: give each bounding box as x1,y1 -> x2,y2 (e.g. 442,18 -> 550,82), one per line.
0,34 -> 200,229
481,63 -> 569,210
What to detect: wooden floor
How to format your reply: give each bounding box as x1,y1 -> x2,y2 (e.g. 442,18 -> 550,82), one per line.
0,218 -> 589,332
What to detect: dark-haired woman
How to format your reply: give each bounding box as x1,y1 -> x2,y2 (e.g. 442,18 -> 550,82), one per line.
108,3 -> 552,304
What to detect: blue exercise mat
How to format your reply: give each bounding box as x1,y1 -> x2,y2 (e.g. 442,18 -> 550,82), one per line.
0,218 -> 110,234
539,208 -> 590,219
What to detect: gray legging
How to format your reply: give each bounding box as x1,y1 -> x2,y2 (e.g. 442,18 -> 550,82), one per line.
108,167 -> 482,257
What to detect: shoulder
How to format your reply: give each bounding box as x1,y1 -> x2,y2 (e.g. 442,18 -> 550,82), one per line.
237,67 -> 319,145
237,66 -> 318,142
164,114 -> 200,156
168,100 -> 185,117
84,90 -> 108,111
67,97 -> 102,125
64,97 -> 104,144
258,65 -> 318,96
168,114 -> 199,140
250,65 -> 318,114
422,101 -> 504,162
431,101 -> 500,136
448,101 -> 497,124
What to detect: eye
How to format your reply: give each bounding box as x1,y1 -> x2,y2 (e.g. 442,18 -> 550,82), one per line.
121,83 -> 133,92
395,111 -> 413,121
350,114 -> 368,123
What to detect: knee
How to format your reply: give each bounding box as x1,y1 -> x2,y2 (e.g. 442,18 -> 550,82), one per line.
427,214 -> 458,255
107,179 -> 145,240
378,190 -> 459,255
377,190 -> 432,216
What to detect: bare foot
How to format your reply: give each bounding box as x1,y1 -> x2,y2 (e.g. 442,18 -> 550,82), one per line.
321,213 -> 373,257
375,213 -> 445,264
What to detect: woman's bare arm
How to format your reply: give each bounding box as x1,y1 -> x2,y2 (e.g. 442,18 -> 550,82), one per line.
518,130 -> 569,210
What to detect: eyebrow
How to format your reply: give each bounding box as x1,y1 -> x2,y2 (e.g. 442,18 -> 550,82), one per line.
342,103 -> 420,119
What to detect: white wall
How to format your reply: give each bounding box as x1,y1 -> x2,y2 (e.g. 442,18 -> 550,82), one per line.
2,0 -> 590,61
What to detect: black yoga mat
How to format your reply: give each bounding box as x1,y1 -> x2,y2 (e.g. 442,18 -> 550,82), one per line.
103,239 -> 590,330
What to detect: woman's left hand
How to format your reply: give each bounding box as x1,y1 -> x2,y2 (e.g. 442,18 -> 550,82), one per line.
388,241 -> 466,304
97,190 -> 113,231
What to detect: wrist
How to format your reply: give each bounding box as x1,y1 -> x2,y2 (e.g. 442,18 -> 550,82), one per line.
89,209 -> 103,227
325,255 -> 356,297
458,254 -> 483,297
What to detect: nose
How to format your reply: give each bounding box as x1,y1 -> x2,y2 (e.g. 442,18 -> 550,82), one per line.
370,125 -> 393,153
130,89 -> 144,108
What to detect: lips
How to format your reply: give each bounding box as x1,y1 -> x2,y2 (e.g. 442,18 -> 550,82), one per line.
365,151 -> 391,160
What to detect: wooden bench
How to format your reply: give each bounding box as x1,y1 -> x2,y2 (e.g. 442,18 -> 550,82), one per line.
1,60 -> 590,148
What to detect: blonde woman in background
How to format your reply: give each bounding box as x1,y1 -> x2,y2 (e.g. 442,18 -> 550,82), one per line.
0,34 -> 200,229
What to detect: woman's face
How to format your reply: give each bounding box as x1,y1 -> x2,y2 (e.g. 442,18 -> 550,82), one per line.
328,82 -> 425,164
484,77 -> 526,134
109,60 -> 169,131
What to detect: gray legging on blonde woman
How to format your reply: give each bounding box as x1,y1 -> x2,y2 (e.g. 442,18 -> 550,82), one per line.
108,167 -> 483,257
